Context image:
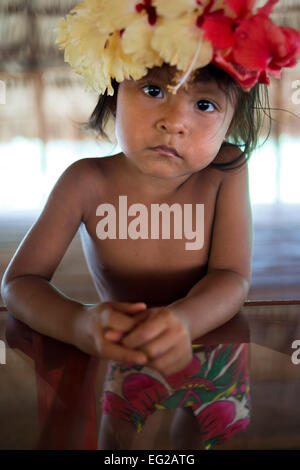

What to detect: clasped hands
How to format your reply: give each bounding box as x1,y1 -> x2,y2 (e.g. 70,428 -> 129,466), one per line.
94,301 -> 193,376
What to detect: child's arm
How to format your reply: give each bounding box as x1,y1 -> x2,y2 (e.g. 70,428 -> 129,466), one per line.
122,159 -> 252,374
170,159 -> 252,337
1,160 -> 148,364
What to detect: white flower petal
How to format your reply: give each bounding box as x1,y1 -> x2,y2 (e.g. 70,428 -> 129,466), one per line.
122,15 -> 163,67
154,0 -> 198,19
152,15 -> 213,71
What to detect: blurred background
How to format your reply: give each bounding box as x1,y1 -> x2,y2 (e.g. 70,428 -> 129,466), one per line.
0,0 -> 300,306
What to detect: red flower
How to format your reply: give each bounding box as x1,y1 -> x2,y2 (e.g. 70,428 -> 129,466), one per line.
200,10 -> 236,49
212,50 -> 269,91
232,14 -> 300,80
199,0 -> 264,50
225,0 -> 256,18
196,1 -> 236,50
268,27 -> 300,74
135,0 -> 157,25
205,0 -> 300,90
256,0 -> 279,17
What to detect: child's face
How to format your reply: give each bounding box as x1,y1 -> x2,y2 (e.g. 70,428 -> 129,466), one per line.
115,65 -> 236,180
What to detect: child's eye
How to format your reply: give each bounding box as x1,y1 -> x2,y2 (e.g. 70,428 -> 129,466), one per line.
196,100 -> 216,112
142,85 -> 163,98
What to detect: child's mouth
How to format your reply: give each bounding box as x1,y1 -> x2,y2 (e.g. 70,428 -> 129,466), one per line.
150,146 -> 182,159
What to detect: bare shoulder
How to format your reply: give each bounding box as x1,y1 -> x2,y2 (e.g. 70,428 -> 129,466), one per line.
71,155 -> 116,181
66,156 -> 104,182
1,157 -> 109,283
64,157 -> 107,218
198,144 -> 247,191
56,157 -> 97,189
213,143 -> 250,204
212,143 -> 247,177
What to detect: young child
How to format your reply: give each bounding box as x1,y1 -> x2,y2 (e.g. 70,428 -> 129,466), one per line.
2,0 -> 300,451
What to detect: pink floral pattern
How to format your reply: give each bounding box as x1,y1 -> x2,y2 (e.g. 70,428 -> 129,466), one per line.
102,343 -> 251,448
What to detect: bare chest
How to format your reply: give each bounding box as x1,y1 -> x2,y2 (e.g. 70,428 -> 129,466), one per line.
80,169 -> 221,303
75,146 -> 243,302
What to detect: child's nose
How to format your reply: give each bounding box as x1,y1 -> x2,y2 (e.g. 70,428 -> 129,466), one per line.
156,120 -> 185,135
155,104 -> 187,136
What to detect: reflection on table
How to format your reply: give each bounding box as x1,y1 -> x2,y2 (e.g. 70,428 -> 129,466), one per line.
0,300 -> 300,450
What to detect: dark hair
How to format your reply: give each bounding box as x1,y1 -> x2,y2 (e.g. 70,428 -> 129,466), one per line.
85,64 -> 272,170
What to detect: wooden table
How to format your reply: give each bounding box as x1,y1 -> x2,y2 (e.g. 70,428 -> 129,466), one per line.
1,301 -> 300,450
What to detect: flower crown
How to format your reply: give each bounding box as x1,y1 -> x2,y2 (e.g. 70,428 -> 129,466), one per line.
56,0 -> 300,95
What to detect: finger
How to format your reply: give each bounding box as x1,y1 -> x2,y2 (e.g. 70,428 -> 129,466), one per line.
149,346 -> 192,376
102,341 -> 148,365
102,309 -> 141,332
104,311 -> 149,342
131,310 -> 149,325
104,330 -> 124,342
141,330 -> 178,360
110,302 -> 147,313
122,315 -> 168,349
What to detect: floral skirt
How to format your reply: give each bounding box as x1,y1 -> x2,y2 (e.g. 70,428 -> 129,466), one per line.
101,343 -> 251,449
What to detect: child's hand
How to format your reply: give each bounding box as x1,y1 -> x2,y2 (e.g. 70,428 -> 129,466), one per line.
75,301 -> 148,365
121,306 -> 193,376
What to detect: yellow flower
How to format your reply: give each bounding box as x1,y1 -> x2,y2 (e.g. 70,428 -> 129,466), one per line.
55,0 -> 224,95
71,16 -> 108,61
79,61 -> 110,95
152,13 -> 213,71
154,0 -> 225,19
68,0 -> 112,33
101,31 -> 147,87
78,33 -> 148,95
55,16 -> 70,49
56,10 -> 108,82
122,15 -> 163,68
56,0 -> 147,95
94,0 -> 137,32
153,0 -> 199,19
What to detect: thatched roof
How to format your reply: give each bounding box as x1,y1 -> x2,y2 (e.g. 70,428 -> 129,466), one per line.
1,0 -> 299,73
0,0 -> 300,141
0,0 -> 78,73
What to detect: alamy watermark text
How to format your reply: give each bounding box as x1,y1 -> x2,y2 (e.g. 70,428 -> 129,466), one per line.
0,340 -> 6,365
95,196 -> 204,250
291,340 -> 300,365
